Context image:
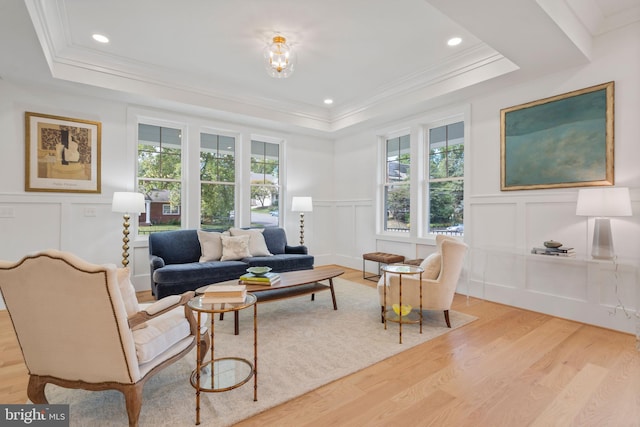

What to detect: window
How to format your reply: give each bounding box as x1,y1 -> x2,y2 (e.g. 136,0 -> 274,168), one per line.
384,134 -> 410,232
427,121 -> 464,235
200,132 -> 235,231
162,204 -> 180,215
250,140 -> 280,227
137,124 -> 182,233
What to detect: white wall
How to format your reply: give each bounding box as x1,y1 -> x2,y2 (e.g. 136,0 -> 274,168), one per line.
0,81 -> 334,309
333,22 -> 640,334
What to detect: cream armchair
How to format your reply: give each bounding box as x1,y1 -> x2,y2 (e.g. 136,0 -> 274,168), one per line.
378,235 -> 468,327
0,250 -> 209,427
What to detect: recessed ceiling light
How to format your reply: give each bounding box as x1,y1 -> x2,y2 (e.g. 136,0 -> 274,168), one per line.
92,34 -> 109,44
324,99 -> 334,105
447,37 -> 462,46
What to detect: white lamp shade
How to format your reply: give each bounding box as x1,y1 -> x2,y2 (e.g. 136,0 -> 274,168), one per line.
112,192 -> 146,214
576,187 -> 632,217
292,196 -> 313,212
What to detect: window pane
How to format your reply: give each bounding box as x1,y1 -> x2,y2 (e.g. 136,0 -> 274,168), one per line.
428,180 -> 463,233
447,144 -> 464,178
200,183 -> 235,231
200,133 -> 235,182
250,185 -> 279,228
384,184 -> 410,232
429,145 -> 446,179
386,135 -> 410,182
137,183 -> 182,234
137,124 -> 182,234
251,140 -> 279,184
427,121 -> 464,235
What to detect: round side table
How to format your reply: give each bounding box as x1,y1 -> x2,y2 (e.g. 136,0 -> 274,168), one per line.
187,294 -> 258,425
381,264 -> 423,344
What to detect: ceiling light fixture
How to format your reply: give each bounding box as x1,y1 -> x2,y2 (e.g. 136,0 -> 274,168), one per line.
447,37 -> 462,46
92,33 -> 109,43
264,35 -> 296,78
324,99 -> 333,105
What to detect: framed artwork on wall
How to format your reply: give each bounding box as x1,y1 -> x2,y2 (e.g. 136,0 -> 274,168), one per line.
25,112 -> 101,193
500,81 -> 614,191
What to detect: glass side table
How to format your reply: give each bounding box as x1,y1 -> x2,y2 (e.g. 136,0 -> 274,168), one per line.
187,293 -> 258,425
381,264 -> 424,344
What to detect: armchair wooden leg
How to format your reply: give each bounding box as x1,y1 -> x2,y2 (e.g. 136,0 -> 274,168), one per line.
27,375 -> 48,404
444,310 -> 451,328
123,383 -> 143,427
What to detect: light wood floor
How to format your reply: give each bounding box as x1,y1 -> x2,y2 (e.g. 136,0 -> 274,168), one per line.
1,267 -> 638,426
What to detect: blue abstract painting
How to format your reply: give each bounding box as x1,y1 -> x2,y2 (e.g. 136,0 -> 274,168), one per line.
501,82 -> 614,190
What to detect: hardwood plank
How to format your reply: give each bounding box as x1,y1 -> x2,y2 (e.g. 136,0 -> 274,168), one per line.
1,265 -> 638,427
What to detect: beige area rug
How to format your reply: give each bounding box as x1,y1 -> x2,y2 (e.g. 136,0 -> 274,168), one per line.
44,278 -> 476,426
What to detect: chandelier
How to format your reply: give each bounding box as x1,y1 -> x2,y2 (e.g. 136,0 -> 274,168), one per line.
264,35 -> 296,78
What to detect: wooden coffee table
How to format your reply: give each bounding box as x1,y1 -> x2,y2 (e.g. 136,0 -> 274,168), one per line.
196,266 -> 344,334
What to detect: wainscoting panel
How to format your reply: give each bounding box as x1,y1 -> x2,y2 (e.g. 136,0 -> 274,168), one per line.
0,201 -> 62,261
467,194 -> 639,335
525,256 -> 588,301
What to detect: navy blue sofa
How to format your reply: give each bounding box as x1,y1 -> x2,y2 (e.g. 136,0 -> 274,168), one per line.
148,227 -> 314,299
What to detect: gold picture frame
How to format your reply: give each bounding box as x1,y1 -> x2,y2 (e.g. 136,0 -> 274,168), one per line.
25,112 -> 101,193
500,81 -> 614,191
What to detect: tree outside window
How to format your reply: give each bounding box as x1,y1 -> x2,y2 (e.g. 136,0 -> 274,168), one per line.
428,121 -> 464,234
200,132 -> 235,231
137,124 -> 182,234
384,134 -> 410,232
250,140 -> 279,227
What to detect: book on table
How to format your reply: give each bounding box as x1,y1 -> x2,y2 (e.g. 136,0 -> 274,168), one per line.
531,246 -> 576,257
239,272 -> 281,286
201,284 -> 247,303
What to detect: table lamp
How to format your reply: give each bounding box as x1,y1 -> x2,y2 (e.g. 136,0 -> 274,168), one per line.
291,196 -> 313,245
576,187 -> 632,260
112,192 -> 146,267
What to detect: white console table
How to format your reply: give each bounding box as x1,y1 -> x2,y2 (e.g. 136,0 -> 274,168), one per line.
469,247 -> 639,350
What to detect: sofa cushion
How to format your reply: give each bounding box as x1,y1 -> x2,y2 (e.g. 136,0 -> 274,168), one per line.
197,230 -> 223,262
229,228 -> 272,257
132,307 -> 191,364
153,261 -> 248,286
117,267 -> 139,317
420,252 -> 442,280
261,227 -> 287,254
221,235 -> 252,261
149,229 -> 201,265
243,254 -> 314,272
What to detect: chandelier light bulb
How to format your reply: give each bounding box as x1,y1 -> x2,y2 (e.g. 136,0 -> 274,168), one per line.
264,35 -> 296,78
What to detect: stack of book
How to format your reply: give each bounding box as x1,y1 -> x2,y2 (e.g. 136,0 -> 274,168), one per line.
201,284 -> 247,303
239,272 -> 281,286
531,246 -> 576,257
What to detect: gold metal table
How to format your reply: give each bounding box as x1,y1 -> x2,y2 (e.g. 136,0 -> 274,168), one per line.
187,294 -> 258,425
382,264 -> 424,344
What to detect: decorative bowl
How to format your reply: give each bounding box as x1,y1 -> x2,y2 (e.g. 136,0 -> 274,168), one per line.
543,240 -> 563,248
392,304 -> 412,317
246,266 -> 272,276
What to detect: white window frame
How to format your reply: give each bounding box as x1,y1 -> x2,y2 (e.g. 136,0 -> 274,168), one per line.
422,112 -> 467,239
248,135 -> 283,227
375,105 -> 469,243
199,129 -> 238,230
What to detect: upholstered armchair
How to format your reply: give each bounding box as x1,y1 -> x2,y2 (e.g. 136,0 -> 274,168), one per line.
378,235 -> 468,327
0,250 -> 209,427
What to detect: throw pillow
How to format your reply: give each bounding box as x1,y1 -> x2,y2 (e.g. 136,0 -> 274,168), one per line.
220,234 -> 252,261
197,230 -> 223,262
229,228 -> 272,257
419,252 -> 442,280
117,267 -> 139,317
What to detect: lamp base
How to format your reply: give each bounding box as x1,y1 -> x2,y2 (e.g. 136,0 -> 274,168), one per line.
592,217 -> 614,260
